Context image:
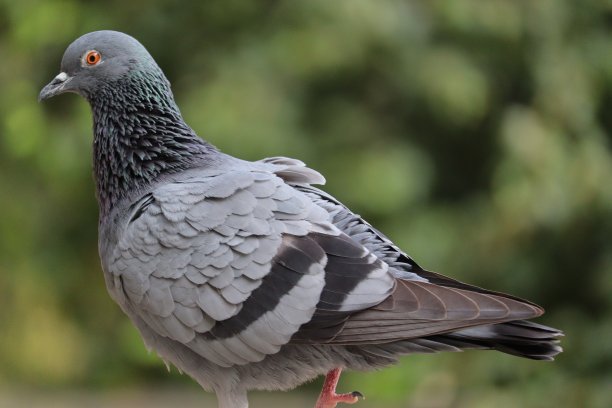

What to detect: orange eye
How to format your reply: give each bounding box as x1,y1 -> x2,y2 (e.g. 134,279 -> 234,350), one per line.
85,50 -> 101,66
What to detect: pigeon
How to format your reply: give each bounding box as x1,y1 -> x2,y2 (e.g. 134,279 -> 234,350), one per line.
40,31 -> 562,408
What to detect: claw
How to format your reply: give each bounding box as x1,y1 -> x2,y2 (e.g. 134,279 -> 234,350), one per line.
314,368 -> 364,408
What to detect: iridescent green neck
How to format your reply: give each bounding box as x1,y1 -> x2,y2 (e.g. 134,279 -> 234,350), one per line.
90,70 -> 215,215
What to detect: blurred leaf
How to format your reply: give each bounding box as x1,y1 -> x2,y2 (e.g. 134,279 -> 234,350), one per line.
0,1 -> 610,406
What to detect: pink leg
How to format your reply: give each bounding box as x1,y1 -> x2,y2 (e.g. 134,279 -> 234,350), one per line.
314,368 -> 364,408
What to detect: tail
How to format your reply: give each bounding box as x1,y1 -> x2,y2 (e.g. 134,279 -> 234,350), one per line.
432,319 -> 563,360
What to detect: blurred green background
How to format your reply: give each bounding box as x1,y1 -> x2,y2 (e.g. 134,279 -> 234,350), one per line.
1,0 -> 611,407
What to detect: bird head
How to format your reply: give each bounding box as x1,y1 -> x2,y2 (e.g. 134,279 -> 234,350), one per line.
39,30 -> 164,102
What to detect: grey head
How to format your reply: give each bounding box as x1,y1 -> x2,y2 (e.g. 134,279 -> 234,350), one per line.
39,31 -> 214,216
39,30 -> 166,102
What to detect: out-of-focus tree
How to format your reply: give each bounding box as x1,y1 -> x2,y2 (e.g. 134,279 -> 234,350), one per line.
0,1 -> 610,406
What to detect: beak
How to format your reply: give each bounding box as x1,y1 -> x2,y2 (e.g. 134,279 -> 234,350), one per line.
39,72 -> 72,101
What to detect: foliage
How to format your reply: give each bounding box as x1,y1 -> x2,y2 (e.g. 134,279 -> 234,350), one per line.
0,0 -> 611,406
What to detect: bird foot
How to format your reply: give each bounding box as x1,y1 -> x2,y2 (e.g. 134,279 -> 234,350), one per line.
315,390 -> 364,408
314,368 -> 364,408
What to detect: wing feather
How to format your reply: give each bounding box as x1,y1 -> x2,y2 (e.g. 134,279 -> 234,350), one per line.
108,158 -> 557,368
109,168 -> 356,366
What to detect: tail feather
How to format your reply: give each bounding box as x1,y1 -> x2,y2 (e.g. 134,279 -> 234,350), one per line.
434,320 -> 563,360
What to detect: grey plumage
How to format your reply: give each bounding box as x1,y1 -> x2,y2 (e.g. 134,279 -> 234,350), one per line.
40,31 -> 562,408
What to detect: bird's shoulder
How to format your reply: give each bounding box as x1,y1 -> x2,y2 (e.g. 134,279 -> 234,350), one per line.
109,158 -> 333,299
